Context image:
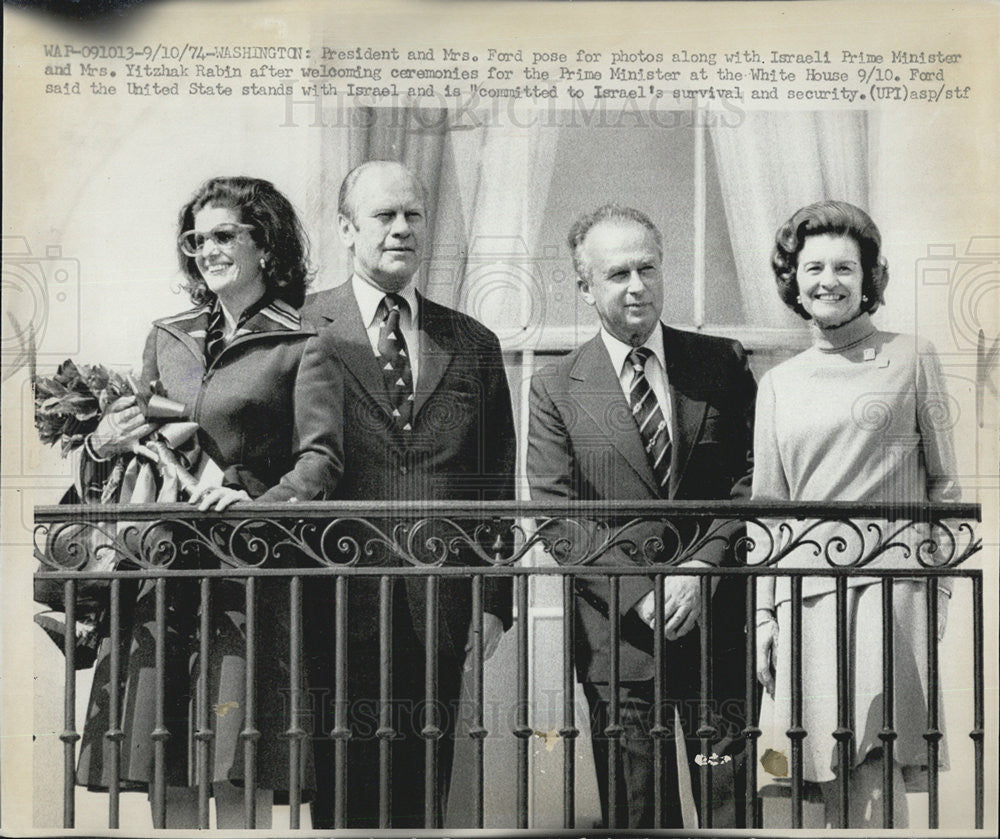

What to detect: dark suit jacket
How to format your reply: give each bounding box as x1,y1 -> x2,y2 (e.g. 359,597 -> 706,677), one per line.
141,301 -> 344,501
304,282 -> 516,659
527,324 -> 756,690
79,299 -> 344,504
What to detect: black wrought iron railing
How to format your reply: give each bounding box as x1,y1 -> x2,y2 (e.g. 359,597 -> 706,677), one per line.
34,500 -> 984,832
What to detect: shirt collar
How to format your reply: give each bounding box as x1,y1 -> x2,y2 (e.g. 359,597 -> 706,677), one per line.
600,322 -> 666,378
352,274 -> 419,329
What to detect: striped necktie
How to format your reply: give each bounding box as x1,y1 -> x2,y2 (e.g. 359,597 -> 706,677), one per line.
204,296 -> 271,367
627,347 -> 671,494
376,293 -> 414,431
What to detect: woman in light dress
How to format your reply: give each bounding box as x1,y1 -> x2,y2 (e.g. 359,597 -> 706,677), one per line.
753,201 -> 959,828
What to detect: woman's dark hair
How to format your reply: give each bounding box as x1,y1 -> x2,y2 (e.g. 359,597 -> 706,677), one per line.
177,176 -> 311,308
772,200 -> 889,320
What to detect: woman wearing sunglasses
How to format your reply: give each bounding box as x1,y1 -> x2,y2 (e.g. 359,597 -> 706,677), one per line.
75,176 -> 344,827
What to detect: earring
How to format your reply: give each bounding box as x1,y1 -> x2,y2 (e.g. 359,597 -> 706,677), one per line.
862,294 -> 869,302
796,295 -> 802,305
259,257 -> 267,269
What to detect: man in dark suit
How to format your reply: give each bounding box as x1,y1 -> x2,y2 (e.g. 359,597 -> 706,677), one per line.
527,204 -> 755,828
304,161 -> 515,828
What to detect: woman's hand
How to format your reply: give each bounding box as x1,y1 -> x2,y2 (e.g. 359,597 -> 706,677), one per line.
89,396 -> 157,459
756,615 -> 778,698
190,486 -> 251,512
464,613 -> 505,672
937,587 -> 950,642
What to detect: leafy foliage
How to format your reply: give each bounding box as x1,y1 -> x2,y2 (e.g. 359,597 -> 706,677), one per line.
34,360 -> 130,456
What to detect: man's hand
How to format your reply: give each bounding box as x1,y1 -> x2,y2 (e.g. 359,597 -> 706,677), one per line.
635,560 -> 716,641
661,572 -> 702,641
89,395 -> 157,459
464,613 -> 504,671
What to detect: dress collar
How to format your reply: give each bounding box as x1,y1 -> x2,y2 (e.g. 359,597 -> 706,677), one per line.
233,297 -> 303,336
811,312 -> 877,353
158,297 -> 304,337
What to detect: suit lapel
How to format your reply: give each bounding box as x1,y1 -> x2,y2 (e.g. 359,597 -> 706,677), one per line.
570,336 -> 660,496
662,325 -> 708,496
412,293 -> 456,421
310,283 -> 394,418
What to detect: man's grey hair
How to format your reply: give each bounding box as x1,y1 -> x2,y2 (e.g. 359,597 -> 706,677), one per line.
567,204 -> 663,281
338,160 -> 427,226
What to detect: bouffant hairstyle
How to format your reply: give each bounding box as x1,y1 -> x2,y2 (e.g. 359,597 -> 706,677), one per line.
177,176 -> 311,308
772,200 -> 888,320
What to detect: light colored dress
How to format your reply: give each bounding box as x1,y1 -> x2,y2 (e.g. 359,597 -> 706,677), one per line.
752,312 -> 959,786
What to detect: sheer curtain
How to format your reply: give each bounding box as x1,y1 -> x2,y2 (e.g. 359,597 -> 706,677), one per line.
708,110 -> 870,327
430,108 -> 559,346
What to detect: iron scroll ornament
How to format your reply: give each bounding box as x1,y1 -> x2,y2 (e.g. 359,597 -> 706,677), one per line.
35,508 -> 981,572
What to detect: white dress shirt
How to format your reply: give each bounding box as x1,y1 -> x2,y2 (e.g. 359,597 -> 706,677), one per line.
351,274 -> 420,386
600,323 -> 673,440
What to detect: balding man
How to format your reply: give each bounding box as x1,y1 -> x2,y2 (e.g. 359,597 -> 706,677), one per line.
527,204 -> 755,828
304,161 -> 515,828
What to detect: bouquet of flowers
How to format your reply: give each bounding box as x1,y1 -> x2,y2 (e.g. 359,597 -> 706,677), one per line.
34,359 -> 131,457
33,360 -> 198,669
33,360 -> 133,668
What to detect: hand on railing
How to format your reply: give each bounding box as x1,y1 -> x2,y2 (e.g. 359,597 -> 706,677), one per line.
189,486 -> 252,512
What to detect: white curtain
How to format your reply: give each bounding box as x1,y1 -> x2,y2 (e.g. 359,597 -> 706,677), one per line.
300,124 -> 350,293
431,106 -> 560,347
708,111 -> 870,327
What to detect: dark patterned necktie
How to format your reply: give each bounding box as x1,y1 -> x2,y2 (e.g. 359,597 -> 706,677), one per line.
204,296 -> 270,367
376,293 -> 414,431
627,347 -> 671,494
